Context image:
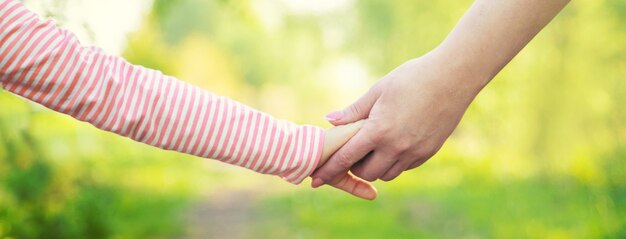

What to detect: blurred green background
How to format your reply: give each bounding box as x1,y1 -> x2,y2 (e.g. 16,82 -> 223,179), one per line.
1,0 -> 625,238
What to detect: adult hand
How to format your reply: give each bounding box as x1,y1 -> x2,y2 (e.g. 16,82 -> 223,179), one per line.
311,0 -> 569,187
311,51 -> 485,184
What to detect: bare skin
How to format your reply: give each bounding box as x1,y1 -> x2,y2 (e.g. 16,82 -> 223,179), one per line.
320,120 -> 377,200
312,0 -> 571,187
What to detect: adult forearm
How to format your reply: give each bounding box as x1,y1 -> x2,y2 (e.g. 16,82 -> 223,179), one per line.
432,0 -> 570,91
312,0 -> 571,185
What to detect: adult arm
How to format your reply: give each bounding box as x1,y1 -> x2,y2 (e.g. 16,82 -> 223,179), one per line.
312,0 -> 570,186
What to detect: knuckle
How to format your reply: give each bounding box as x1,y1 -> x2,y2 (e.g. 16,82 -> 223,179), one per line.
335,153 -> 356,169
358,170 -> 379,182
413,149 -> 427,159
370,126 -> 391,142
391,138 -> 412,154
348,104 -> 362,118
408,158 -> 426,169
369,133 -> 385,144
357,133 -> 381,149
380,173 -> 399,182
425,144 -> 441,158
414,144 -> 438,159
402,155 -> 423,169
408,163 -> 422,170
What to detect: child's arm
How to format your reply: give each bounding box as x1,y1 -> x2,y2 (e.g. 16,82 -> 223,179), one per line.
0,0 -> 375,197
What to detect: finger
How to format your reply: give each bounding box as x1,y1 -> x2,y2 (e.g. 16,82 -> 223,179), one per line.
325,84 -> 382,126
319,120 -> 366,165
328,172 -> 378,200
380,160 -> 411,181
349,151 -> 372,173
311,130 -> 374,187
350,150 -> 397,182
407,158 -> 427,170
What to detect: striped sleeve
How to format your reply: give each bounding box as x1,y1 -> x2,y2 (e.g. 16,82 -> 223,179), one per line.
0,0 -> 324,184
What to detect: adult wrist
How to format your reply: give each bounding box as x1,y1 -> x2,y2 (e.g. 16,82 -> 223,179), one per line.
427,44 -> 494,96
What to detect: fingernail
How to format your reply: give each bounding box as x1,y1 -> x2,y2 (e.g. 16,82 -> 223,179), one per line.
311,178 -> 325,188
325,111 -> 344,122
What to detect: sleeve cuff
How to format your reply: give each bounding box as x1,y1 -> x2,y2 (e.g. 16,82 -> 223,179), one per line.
279,125 -> 325,184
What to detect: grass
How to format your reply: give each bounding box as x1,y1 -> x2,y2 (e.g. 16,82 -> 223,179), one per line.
251,154 -> 626,239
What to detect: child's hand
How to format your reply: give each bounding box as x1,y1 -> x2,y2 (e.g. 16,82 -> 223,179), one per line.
316,120 -> 377,200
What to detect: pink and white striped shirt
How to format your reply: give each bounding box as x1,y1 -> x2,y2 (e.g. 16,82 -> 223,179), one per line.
0,0 -> 324,184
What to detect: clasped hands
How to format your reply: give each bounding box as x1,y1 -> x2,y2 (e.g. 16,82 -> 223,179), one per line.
315,51 -> 485,200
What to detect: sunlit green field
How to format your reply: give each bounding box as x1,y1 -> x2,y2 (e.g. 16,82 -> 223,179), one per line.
1,0 -> 625,238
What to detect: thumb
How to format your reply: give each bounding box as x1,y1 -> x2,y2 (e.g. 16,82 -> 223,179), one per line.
325,84 -> 382,126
